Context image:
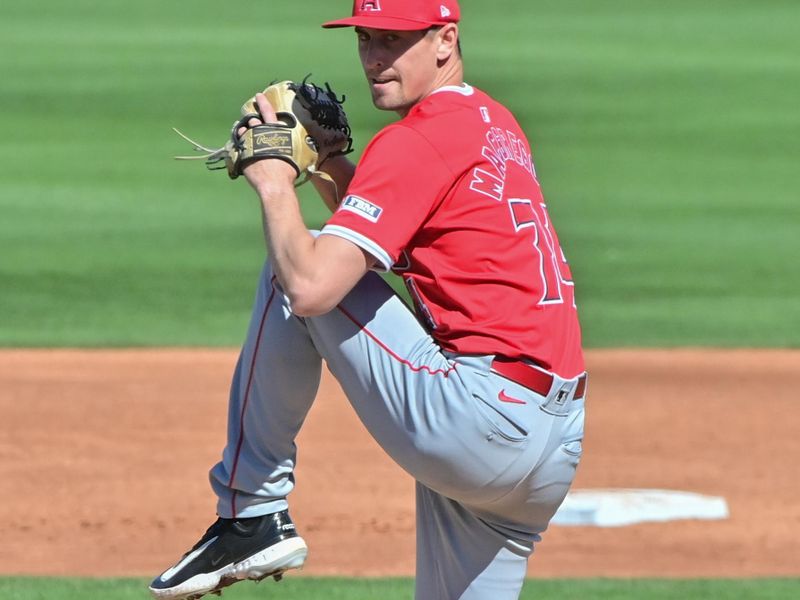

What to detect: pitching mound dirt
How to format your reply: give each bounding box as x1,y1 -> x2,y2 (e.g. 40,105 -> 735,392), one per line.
0,349 -> 797,578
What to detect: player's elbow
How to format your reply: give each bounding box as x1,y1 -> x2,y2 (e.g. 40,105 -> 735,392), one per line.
281,243 -> 369,317
284,281 -> 340,317
289,297 -> 338,318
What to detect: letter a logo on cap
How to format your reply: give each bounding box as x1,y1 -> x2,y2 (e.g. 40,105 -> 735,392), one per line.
361,0 -> 381,12
440,5 -> 451,18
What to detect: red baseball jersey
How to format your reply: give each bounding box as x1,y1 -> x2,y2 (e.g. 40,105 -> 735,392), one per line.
322,84 -> 584,377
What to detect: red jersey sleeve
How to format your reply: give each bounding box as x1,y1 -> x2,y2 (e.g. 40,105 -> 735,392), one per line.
321,123 -> 454,271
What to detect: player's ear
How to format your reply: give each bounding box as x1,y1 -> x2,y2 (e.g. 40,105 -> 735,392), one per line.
435,24 -> 459,61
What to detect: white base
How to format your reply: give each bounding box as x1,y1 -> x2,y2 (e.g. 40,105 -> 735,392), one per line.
551,488 -> 730,527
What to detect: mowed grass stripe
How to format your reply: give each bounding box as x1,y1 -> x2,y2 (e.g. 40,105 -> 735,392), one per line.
2,577 -> 800,600
1,0 -> 798,346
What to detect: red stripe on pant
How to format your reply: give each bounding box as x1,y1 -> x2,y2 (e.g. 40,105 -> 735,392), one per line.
336,303 -> 457,377
227,280 -> 277,517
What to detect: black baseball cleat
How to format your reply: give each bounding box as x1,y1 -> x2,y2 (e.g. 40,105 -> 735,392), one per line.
149,510 -> 307,600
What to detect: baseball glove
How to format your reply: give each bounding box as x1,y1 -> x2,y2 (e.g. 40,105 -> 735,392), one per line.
174,77 -> 353,183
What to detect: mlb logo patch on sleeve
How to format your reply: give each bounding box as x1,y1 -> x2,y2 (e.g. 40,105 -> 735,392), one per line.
340,195 -> 384,223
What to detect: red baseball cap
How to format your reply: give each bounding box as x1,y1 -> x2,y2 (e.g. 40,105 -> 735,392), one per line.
323,0 -> 461,31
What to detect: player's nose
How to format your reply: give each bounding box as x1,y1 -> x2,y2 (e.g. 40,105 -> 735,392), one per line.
360,40 -> 385,72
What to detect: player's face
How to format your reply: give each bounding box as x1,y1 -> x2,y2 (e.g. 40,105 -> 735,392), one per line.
355,27 -> 441,116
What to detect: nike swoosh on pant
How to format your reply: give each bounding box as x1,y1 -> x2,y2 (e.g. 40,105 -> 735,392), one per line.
498,390 -> 526,404
159,536 -> 219,582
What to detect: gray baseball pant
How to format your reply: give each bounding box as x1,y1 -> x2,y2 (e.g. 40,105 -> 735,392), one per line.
209,259 -> 585,599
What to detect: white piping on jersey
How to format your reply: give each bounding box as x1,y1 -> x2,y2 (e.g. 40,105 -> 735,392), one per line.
430,83 -> 474,96
319,225 -> 394,272
322,86 -> 474,272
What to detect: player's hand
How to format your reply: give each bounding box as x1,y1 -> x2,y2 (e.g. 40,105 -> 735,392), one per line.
236,93 -> 274,133
240,93 -> 297,191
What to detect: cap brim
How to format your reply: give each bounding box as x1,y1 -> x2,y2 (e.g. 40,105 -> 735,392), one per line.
322,16 -> 448,30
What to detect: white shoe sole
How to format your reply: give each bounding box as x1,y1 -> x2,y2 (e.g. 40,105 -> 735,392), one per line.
149,536 -> 308,600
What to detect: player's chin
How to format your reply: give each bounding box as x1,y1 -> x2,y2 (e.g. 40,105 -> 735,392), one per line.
370,92 -> 409,114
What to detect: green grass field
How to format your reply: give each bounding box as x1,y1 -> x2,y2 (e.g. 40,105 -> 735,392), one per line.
1,0 -> 798,347
1,0 -> 798,597
3,577 -> 800,600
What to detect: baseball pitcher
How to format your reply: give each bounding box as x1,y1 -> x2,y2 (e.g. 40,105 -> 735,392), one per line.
151,1 -> 586,599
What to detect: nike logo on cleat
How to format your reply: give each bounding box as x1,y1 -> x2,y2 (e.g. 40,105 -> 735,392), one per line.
159,536 -> 219,582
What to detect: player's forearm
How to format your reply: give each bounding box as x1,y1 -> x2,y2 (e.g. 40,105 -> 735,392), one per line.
254,179 -> 367,317
311,155 -> 357,212
255,181 -> 320,305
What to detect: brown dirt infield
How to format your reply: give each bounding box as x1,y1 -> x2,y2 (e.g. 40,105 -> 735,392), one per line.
1,349 -> 798,579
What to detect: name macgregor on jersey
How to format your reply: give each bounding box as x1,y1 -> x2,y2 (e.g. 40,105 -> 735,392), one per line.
470,126 -> 537,202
